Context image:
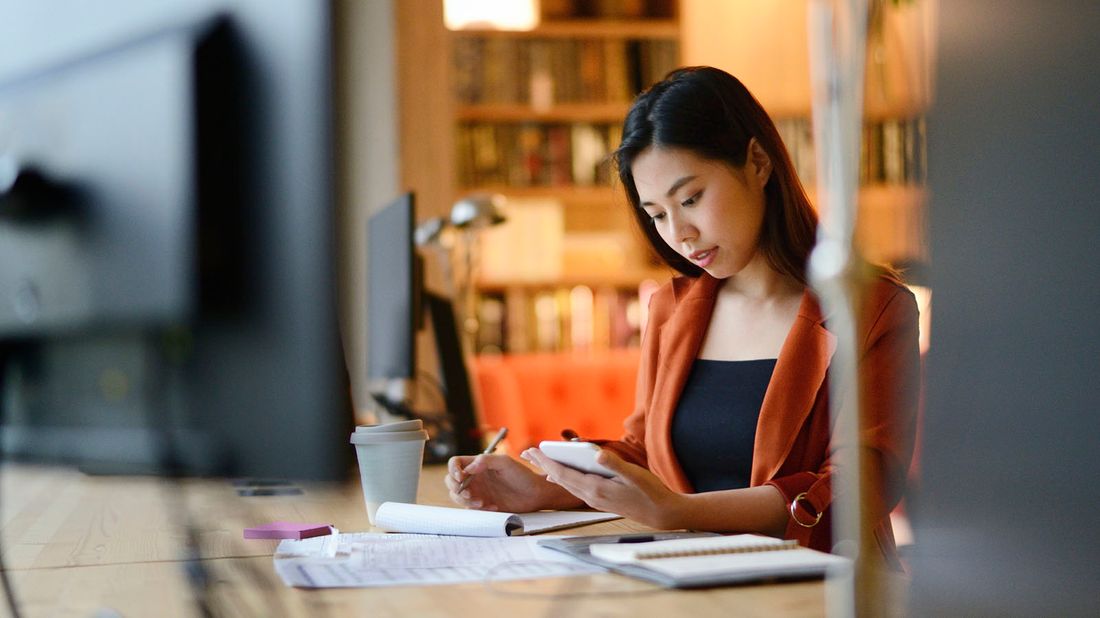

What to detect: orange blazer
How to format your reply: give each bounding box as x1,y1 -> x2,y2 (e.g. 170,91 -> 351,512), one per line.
600,273 -> 920,566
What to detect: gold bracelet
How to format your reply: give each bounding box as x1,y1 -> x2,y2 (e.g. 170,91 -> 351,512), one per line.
790,492 -> 824,528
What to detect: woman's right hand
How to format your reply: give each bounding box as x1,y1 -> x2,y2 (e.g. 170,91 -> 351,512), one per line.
445,453 -> 581,513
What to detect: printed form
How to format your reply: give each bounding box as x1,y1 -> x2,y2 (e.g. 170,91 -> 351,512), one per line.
274,532 -> 604,588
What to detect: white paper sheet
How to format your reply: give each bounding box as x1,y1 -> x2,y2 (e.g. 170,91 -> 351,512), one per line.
374,503 -> 517,537
512,510 -> 623,534
372,502 -> 621,536
273,532 -> 604,588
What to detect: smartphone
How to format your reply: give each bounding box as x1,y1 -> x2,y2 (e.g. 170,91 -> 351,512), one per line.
537,441 -> 616,478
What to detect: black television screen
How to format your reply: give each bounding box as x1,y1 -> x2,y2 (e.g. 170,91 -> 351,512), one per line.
0,3 -> 350,480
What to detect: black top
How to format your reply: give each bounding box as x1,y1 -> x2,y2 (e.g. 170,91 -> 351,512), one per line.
670,358 -> 777,492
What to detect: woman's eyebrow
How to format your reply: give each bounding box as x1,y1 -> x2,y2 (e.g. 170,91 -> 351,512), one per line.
640,175 -> 698,206
665,175 -> 697,197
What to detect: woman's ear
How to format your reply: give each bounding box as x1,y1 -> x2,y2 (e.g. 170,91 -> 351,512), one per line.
747,138 -> 773,186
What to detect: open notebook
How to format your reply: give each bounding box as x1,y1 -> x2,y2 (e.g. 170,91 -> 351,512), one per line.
373,502 -> 621,537
542,533 -> 849,588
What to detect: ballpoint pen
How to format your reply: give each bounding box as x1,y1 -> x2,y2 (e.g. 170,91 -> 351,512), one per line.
457,426 -> 508,493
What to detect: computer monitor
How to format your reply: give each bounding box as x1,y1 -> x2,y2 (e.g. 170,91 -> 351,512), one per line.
0,3 -> 351,480
366,193 -> 481,457
367,194 -> 421,385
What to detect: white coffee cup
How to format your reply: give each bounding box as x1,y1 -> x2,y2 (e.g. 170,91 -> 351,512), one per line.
350,425 -> 428,525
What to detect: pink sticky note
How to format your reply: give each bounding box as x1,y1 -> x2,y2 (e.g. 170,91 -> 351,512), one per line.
243,521 -> 333,540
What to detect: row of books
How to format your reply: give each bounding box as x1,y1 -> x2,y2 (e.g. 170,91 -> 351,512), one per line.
775,116 -> 927,188
456,116 -> 925,190
473,282 -> 662,355
453,37 -> 679,106
456,122 -> 622,188
775,117 -> 816,190
862,116 -> 927,186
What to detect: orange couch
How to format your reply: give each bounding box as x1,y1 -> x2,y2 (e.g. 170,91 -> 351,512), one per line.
471,349 -> 641,453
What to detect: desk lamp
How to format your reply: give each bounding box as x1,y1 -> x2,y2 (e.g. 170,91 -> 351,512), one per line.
415,193 -> 507,348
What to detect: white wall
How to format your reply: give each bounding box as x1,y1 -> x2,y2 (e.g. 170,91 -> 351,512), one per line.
334,0 -> 401,419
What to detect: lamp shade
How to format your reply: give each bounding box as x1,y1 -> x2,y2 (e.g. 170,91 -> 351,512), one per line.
449,193 -> 507,229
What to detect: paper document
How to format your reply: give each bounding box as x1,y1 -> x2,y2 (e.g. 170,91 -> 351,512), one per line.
274,532 -> 605,588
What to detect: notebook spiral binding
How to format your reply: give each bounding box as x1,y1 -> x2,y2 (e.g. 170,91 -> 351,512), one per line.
633,538 -> 800,560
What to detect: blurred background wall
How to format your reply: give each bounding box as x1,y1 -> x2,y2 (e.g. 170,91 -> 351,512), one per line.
333,0 -> 400,417
911,1 -> 1100,616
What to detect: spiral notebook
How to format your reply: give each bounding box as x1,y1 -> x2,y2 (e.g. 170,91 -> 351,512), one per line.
541,533 -> 849,588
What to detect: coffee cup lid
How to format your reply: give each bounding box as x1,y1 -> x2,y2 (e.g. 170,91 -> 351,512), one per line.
355,419 -> 424,433
350,428 -> 428,445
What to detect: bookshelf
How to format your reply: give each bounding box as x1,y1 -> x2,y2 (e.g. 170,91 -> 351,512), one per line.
679,0 -> 932,268
394,0 -> 927,356
440,1 -> 682,354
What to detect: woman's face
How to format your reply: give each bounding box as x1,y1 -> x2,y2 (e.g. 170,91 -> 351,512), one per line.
632,144 -> 770,279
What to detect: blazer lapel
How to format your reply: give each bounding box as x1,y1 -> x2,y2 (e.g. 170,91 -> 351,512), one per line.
647,274 -> 722,492
750,290 -> 836,486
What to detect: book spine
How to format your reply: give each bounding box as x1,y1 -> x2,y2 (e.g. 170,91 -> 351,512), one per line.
458,122 -> 622,189
474,282 -> 648,354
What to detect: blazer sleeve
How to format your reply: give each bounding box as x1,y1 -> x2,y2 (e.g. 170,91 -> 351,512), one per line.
765,279 -> 920,547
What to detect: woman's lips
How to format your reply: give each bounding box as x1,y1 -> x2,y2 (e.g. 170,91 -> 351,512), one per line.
690,248 -> 716,268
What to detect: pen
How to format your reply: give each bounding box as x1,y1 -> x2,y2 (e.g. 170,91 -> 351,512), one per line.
457,427 -> 508,493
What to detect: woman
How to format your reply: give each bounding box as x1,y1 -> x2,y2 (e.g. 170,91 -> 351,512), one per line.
445,66 -> 919,567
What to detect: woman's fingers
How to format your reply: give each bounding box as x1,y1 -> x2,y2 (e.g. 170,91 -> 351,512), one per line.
446,455 -> 489,509
447,455 -> 473,484
522,448 -> 603,506
594,449 -> 639,485
521,448 -> 565,478
447,454 -> 492,493
446,477 -> 485,508
464,454 -> 487,474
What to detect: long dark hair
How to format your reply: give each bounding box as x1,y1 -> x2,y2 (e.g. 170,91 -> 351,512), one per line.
613,66 -> 818,283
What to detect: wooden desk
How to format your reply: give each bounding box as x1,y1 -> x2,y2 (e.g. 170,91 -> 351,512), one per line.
0,464 -> 829,617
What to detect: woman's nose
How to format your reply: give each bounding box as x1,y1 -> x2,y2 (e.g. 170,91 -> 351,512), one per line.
669,216 -> 697,243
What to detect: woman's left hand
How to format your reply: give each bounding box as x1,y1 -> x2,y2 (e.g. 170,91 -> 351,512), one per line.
521,446 -> 688,530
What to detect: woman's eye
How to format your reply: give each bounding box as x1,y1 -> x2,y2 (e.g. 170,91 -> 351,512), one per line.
648,212 -> 665,222
681,191 -> 702,207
